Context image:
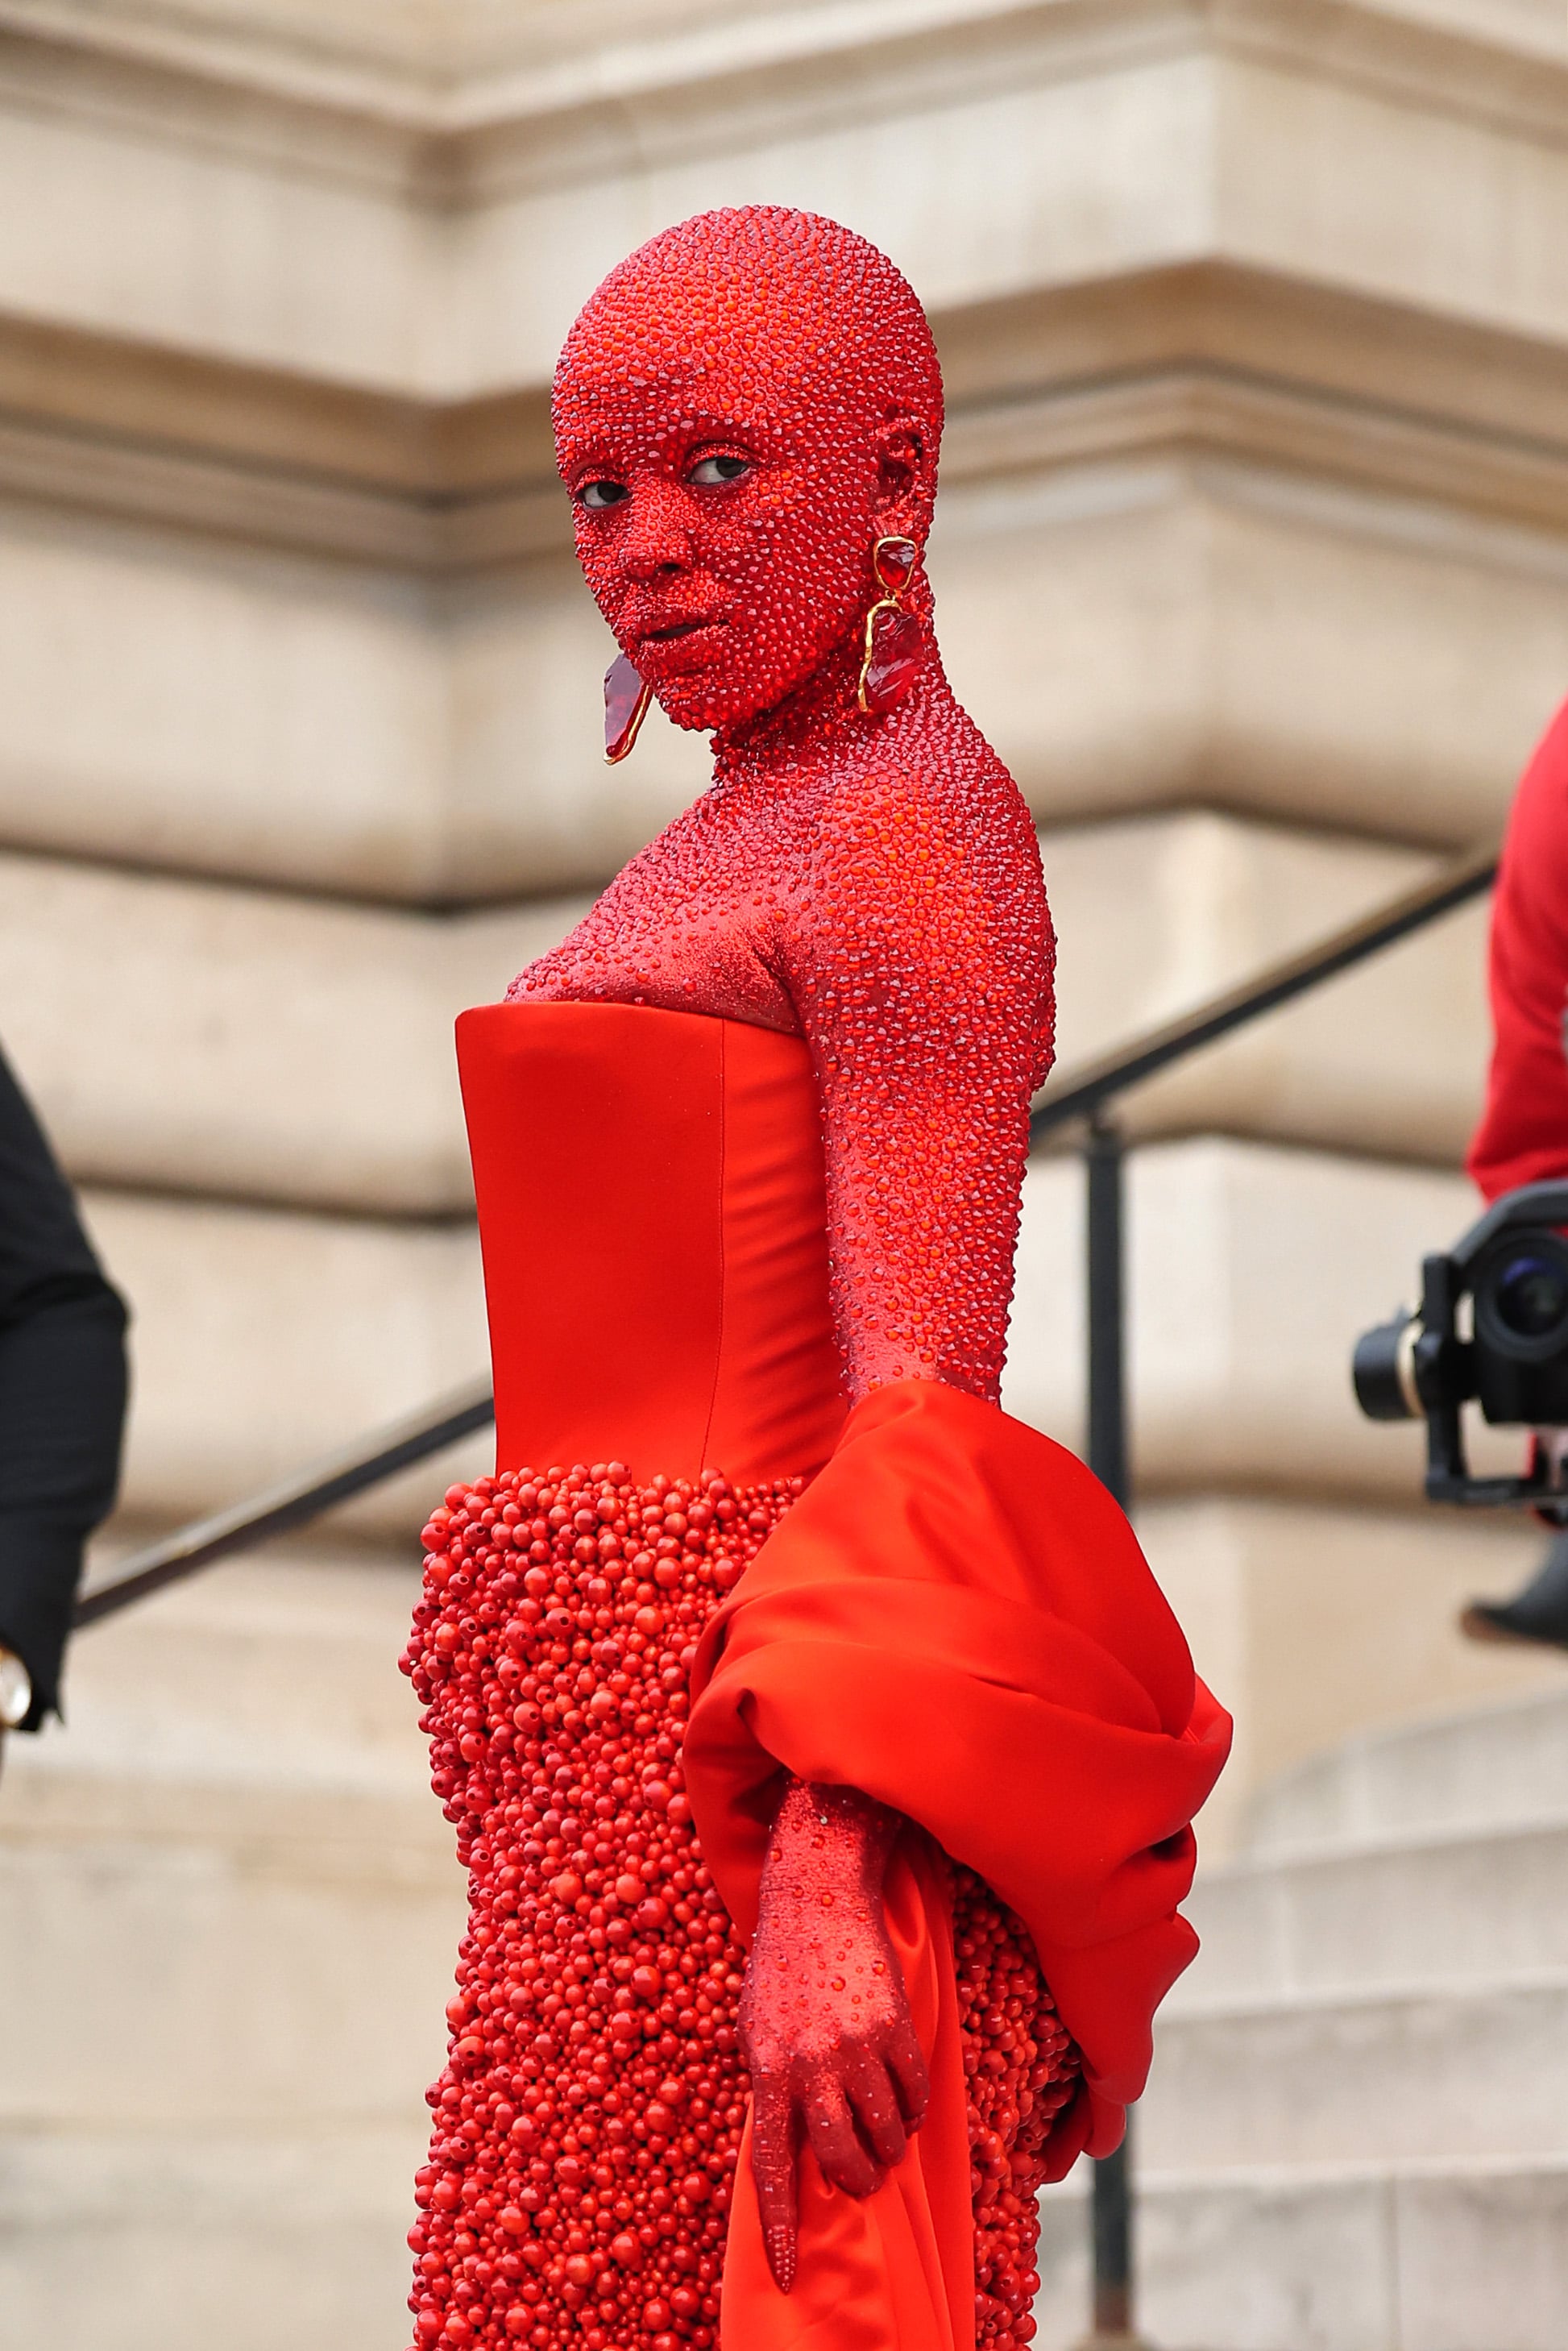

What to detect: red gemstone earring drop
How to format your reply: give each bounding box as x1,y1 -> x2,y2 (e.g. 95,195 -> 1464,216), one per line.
856,534 -> 923,717
604,651 -> 653,762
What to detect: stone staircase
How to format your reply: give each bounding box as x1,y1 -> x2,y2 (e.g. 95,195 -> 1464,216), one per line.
1035,1685 -> 1568,2351
9,1549 -> 1568,2351
0,1543 -> 465,2351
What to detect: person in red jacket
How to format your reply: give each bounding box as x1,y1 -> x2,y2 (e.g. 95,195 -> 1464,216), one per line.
1462,697 -> 1568,1648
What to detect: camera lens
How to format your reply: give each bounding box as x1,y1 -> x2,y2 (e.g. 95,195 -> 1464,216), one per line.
1475,1231 -> 1568,1365
1493,1253 -> 1568,1340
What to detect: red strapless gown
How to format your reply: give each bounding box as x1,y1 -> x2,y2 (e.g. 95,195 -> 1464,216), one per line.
402,1003 -> 1229,2351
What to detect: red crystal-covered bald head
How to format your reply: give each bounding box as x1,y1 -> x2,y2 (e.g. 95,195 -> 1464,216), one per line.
553,208 -> 944,733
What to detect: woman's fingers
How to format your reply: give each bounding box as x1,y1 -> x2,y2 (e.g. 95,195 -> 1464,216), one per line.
749,2075 -> 799,2295
750,2017 -> 928,2293
884,2009 -> 931,2129
842,2049 -> 909,2170
802,2071 -> 883,2199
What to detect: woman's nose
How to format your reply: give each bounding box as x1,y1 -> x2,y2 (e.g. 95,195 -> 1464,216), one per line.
620,479 -> 695,582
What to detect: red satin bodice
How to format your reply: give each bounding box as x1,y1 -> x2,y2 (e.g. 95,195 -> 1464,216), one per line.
457,1001 -> 846,1485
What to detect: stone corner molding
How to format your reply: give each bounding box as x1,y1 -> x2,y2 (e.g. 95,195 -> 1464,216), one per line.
2,259 -> 1568,570
0,0 -> 1563,192
0,306 -> 563,567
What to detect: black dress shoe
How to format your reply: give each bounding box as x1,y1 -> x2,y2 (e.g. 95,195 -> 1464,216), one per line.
1461,1528 -> 1568,1651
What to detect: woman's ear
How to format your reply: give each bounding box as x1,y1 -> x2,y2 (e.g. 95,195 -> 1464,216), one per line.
872,418 -> 932,536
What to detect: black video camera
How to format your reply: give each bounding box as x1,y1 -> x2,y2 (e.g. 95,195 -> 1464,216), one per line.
1353,1180 -> 1568,1514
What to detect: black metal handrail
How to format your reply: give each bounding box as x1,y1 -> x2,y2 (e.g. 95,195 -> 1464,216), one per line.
75,1377 -> 494,1626
1031,839 -> 1498,1143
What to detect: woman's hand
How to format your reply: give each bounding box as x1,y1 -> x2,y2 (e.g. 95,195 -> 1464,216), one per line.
739,1778 -> 929,2292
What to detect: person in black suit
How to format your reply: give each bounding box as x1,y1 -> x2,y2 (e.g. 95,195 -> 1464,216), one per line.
0,1041 -> 128,1744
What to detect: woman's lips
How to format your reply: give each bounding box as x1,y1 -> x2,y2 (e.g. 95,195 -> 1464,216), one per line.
633,616 -> 726,671
643,617 -> 711,642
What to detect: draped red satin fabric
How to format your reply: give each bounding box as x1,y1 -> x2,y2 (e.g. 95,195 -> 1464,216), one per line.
687,1378 -> 1231,2351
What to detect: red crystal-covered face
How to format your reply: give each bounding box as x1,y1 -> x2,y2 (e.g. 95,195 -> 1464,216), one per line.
552,209 -> 944,735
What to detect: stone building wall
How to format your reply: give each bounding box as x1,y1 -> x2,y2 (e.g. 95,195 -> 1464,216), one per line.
1,3 -> 1566,2342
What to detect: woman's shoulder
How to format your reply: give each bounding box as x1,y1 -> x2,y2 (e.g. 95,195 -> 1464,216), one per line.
812,709 -> 1043,899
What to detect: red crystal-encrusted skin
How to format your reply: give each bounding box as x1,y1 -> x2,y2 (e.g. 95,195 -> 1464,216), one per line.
740,1780 -> 925,2291
401,1469 -> 1080,2349
515,206 -> 1056,1411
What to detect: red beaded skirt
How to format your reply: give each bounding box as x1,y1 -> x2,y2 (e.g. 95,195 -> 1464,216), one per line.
401,1459 -> 1079,2351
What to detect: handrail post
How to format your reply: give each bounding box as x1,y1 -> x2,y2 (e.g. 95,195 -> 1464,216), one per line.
1086,1112 -> 1128,1514
1081,1110 -> 1147,2349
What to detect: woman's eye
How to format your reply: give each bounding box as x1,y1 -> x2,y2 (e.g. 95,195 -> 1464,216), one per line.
687,455 -> 750,487
578,480 -> 629,510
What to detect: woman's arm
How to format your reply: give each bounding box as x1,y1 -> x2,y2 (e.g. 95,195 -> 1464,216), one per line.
786,764 -> 1052,1406
738,765 -> 1052,2283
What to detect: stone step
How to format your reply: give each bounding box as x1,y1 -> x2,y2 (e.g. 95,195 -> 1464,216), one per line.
78,1186 -> 487,1535
1177,1815 -> 1568,2005
1132,1495 -> 1549,1861
2,1547 -> 463,2124
0,2121 -> 424,2351
1247,1684 -> 1568,1855
0,1547 -> 460,2346
1032,2155 -> 1568,2351
1140,1975 -> 1568,2171
53,1547 -> 435,1794
0,1794 -> 461,2126
0,845 -> 584,1217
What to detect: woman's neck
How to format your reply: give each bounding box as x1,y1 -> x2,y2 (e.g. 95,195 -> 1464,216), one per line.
712,629 -> 956,779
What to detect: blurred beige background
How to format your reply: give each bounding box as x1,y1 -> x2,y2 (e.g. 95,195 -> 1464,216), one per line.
0,2 -> 1566,2345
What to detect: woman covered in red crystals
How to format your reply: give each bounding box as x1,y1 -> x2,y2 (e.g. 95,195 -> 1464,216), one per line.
401,208 -> 1229,2351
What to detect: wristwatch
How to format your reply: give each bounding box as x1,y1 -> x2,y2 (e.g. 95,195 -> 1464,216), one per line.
0,1646 -> 32,1729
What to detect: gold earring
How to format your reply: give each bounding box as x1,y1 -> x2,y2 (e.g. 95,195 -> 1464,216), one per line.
856,536 -> 923,716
